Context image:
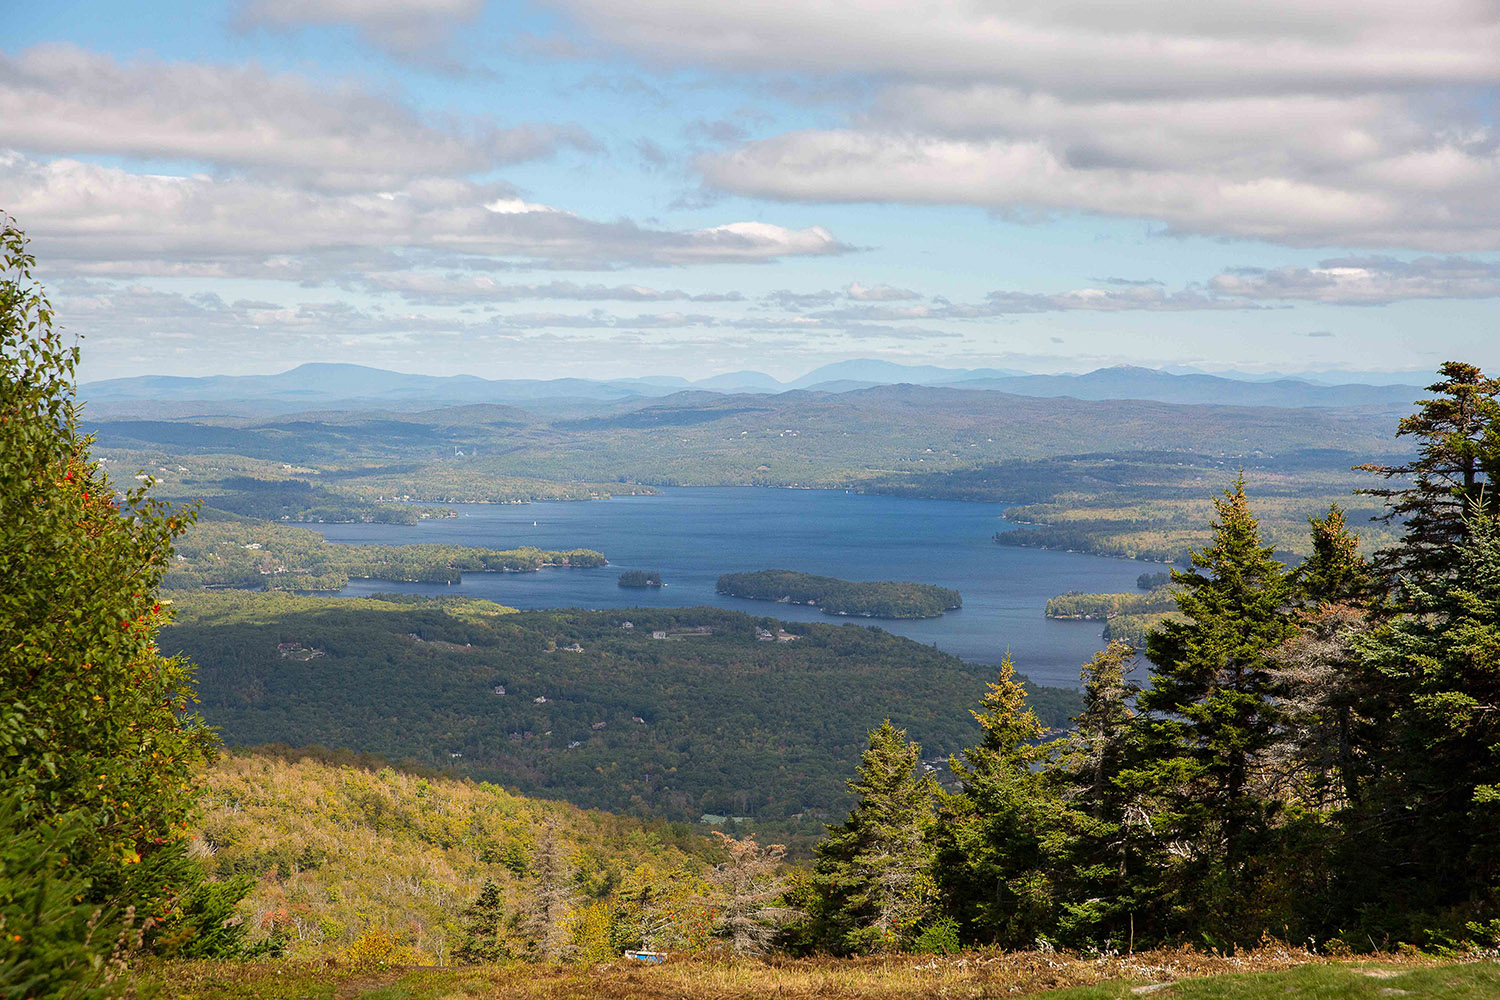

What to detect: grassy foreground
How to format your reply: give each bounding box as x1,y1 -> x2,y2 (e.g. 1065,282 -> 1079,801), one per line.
144,949 -> 1500,1000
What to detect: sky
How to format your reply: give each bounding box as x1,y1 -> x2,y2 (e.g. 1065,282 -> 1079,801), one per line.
5,0 -> 1500,383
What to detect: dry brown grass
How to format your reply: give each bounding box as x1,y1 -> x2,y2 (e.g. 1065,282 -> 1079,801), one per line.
149,944 -> 1447,1000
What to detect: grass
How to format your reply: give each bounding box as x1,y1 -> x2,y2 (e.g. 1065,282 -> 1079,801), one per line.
142,949 -> 1500,1000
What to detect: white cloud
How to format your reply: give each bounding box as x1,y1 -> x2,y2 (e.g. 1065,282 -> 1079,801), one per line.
812,284 -> 1254,320
846,282 -> 918,301
545,0 -> 1498,96
540,0 -> 1500,249
0,45 -> 587,191
701,127 -> 1500,250
361,274 -> 743,304
1210,256 -> 1500,304
0,152 -> 851,273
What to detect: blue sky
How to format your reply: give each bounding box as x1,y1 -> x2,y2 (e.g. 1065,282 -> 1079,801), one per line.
6,0 -> 1499,382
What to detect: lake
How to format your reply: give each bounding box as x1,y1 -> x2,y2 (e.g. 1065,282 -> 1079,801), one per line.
304,488 -> 1156,688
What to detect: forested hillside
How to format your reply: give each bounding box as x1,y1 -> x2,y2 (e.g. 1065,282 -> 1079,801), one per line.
197,752 -> 715,963
165,512 -> 605,590
162,592 -> 1078,836
85,385 -> 1398,498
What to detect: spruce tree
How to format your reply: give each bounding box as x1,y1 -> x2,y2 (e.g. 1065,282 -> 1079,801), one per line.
805,721 -> 935,954
455,879 -> 509,964
1297,504 -> 1372,607
1346,514 -> 1500,929
1059,642 -> 1138,817
522,819 -> 576,962
932,655 -> 1060,947
1047,642 -> 1146,948
1269,603 -> 1375,810
706,832 -> 793,955
1360,361 -> 1500,582
1133,476 -> 1297,938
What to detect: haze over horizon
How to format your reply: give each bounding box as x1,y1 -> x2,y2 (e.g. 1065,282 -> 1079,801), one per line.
7,0 -> 1500,382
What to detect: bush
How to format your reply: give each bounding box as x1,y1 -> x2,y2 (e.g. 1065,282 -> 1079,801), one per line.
911,917 -> 961,955
0,797 -> 121,1000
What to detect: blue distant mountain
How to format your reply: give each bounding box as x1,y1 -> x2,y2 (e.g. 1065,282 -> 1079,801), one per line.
80,359 -> 1420,414
787,359 -> 1031,389
938,365 -> 1420,409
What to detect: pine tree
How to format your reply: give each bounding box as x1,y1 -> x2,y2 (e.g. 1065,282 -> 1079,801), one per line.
1132,476 -> 1298,938
1360,361 -> 1500,582
933,654 -> 1062,947
805,721 -> 935,954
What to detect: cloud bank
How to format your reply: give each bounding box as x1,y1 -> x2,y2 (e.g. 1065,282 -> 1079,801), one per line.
531,0 -> 1500,249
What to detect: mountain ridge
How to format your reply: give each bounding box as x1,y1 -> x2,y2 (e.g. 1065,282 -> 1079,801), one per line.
82,360 -> 1423,414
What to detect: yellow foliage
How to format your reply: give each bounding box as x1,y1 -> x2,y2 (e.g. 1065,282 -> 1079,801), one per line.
570,901 -> 615,965
199,752 -> 711,964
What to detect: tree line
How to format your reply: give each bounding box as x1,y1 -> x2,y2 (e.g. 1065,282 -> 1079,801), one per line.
790,362 -> 1500,954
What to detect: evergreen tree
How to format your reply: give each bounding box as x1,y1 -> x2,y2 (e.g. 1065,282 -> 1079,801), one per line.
1268,603 -> 1376,810
706,832 -> 793,955
1058,642 -> 1138,816
1297,504 -> 1373,607
933,654 -> 1062,947
522,819 -> 576,962
455,879 -> 509,964
1360,361 -> 1500,582
805,721 -> 935,954
1344,513 -> 1500,931
1047,642 -> 1147,948
1132,476 -> 1298,939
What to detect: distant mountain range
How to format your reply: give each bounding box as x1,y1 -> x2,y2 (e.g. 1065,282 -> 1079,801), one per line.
81,360 -> 1423,415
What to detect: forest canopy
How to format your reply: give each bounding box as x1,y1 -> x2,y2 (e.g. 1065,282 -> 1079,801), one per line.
717,569 -> 962,619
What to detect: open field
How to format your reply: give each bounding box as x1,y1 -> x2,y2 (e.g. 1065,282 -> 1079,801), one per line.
143,949 -> 1500,1000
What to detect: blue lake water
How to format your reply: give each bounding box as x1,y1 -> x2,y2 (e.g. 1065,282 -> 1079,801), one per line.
304,488 -> 1153,688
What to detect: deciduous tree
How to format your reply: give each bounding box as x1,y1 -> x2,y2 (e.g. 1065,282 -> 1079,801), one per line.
1,215 -> 234,993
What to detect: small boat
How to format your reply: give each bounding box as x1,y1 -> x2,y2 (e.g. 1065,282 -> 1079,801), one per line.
625,950 -> 666,963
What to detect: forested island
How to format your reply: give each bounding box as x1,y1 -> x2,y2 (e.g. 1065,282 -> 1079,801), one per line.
617,569 -> 663,587
1043,587 -> 1177,620
716,569 -> 962,619
1044,586 -> 1185,646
